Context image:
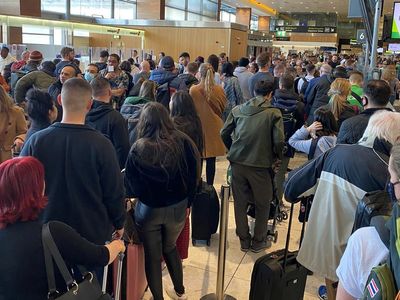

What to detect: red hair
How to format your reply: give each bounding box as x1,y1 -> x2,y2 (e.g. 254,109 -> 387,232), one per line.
0,157 -> 47,229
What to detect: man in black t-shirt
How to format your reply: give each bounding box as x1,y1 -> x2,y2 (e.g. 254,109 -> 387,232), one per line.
21,78 -> 125,245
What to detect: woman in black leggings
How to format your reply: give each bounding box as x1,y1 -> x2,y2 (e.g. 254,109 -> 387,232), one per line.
124,102 -> 200,300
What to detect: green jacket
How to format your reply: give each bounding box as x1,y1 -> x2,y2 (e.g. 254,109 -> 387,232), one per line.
123,96 -> 152,106
220,96 -> 285,168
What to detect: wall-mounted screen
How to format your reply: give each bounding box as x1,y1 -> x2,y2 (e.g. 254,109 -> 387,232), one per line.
389,43 -> 400,52
392,2 -> 400,38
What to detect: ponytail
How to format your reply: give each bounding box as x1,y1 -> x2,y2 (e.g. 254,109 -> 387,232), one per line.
204,68 -> 215,102
330,94 -> 346,120
199,63 -> 216,102
328,78 -> 351,120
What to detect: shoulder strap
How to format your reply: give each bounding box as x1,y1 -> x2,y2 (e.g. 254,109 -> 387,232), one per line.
42,223 -> 75,291
308,137 -> 321,160
351,91 -> 363,105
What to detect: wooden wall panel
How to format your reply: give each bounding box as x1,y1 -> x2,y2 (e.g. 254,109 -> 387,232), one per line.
258,16 -> 270,33
137,27 -> 231,62
229,29 -> 248,61
9,27 -> 22,44
89,26 -> 248,63
89,33 -> 142,49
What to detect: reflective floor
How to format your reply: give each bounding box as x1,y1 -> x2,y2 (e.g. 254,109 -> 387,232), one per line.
143,154 -> 322,300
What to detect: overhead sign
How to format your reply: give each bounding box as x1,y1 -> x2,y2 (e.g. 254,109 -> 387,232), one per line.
274,26 -> 336,33
357,29 -> 367,43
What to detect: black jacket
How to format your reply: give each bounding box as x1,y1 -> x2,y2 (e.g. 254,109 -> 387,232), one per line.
86,100 -> 130,169
305,74 -> 334,124
124,131 -> 200,208
20,123 -> 125,244
178,73 -> 199,89
48,80 -> 63,122
337,108 -> 392,144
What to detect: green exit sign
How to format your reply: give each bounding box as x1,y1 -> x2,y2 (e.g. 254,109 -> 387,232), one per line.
276,31 -> 286,37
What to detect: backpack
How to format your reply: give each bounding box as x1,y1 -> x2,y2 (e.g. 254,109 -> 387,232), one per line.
156,81 -> 177,109
120,103 -> 144,145
352,190 -> 393,233
362,264 -> 397,300
272,97 -> 298,158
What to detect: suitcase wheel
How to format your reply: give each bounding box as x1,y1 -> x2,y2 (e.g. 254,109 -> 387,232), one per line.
192,240 -> 196,246
282,211 -> 288,220
274,231 -> 278,243
206,240 -> 210,246
276,214 -> 283,222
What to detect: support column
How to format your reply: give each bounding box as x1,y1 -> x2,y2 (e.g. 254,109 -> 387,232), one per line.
370,0 -> 382,70
0,0 -> 41,17
236,7 -> 252,29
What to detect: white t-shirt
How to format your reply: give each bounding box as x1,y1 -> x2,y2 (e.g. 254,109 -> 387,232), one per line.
336,227 -> 389,299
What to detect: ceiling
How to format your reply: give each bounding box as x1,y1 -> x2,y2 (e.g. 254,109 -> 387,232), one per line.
223,0 -> 396,17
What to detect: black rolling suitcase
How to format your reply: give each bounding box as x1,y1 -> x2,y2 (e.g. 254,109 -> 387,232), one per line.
249,203 -> 308,300
191,181 -> 220,246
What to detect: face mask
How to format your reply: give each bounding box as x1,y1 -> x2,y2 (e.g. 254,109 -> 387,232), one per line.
84,72 -> 95,82
387,181 -> 400,203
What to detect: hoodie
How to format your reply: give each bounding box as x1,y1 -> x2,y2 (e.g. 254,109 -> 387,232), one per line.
233,66 -> 253,101
288,126 -> 337,159
221,96 -> 285,168
178,73 -> 199,89
86,100 -> 130,169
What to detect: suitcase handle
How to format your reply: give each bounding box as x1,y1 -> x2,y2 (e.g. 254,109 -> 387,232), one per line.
102,244 -> 125,299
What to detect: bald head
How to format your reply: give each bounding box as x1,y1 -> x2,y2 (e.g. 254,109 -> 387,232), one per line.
61,78 -> 92,114
141,60 -> 150,73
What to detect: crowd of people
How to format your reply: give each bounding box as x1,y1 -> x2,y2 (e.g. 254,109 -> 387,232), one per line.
0,44 -> 400,300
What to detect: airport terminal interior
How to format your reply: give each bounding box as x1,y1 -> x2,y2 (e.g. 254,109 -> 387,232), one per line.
2,0 -> 400,300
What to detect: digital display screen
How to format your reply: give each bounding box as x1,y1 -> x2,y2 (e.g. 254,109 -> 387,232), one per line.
391,2 -> 400,39
388,43 -> 400,52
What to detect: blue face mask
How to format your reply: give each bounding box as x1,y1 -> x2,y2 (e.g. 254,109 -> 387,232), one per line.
387,181 -> 400,203
84,72 -> 95,82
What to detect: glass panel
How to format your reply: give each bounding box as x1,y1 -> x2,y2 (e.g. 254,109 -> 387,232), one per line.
187,12 -> 202,21
70,0 -> 112,18
230,14 -> 236,23
188,0 -> 201,13
22,25 -> 50,34
221,11 -> 230,22
23,34 -> 51,45
166,0 -> 186,9
41,0 -> 66,13
115,0 -> 136,19
54,28 -> 63,45
203,0 -> 217,18
165,7 -> 185,21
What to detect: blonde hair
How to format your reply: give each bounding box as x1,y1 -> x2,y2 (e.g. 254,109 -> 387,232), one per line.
328,78 -> 351,120
0,85 -> 12,113
362,110 -> 400,145
199,63 -> 215,102
381,65 -> 396,83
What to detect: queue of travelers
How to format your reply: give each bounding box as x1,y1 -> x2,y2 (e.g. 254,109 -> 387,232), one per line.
1,44 -> 400,300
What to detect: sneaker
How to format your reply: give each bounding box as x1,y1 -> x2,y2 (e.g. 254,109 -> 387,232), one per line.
240,239 -> 251,252
317,285 -> 328,300
251,240 -> 271,253
165,286 -> 188,300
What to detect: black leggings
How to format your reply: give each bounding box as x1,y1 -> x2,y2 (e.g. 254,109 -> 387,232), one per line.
202,157 -> 216,185
135,199 -> 187,300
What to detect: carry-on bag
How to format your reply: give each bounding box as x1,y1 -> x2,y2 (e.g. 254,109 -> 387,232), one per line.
112,198 -> 148,300
42,223 -> 115,300
249,203 -> 308,300
191,181 -> 220,246
176,212 -> 190,259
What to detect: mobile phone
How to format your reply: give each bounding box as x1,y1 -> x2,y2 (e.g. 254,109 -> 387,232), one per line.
108,65 -> 114,72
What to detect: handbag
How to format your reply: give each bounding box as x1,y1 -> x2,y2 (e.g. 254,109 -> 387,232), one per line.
42,223 -> 112,300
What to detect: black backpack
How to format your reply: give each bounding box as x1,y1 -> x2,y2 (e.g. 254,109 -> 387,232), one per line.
272,97 -> 298,158
156,81 -> 177,109
352,190 -> 393,233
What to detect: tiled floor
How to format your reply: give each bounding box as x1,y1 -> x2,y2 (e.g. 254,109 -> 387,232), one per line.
143,154 -> 323,300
